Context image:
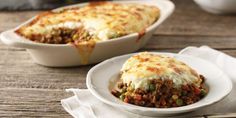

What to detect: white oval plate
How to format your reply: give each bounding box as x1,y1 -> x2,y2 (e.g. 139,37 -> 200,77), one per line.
86,52 -> 233,117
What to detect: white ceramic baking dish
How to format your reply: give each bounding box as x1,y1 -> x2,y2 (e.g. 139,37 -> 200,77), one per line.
0,0 -> 174,67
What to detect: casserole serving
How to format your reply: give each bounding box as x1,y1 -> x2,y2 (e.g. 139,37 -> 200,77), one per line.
111,52 -> 208,108
0,0 -> 174,67
15,2 -> 160,44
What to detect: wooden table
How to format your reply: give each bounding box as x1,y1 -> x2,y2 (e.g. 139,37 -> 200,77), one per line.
0,0 -> 236,117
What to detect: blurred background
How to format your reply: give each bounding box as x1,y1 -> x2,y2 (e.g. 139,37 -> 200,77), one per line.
0,0 -> 87,10
1,0 -> 236,14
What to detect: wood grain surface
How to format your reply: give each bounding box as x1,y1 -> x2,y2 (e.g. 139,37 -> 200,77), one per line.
0,0 -> 236,117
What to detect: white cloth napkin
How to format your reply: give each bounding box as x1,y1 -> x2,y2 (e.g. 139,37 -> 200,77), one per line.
61,46 -> 236,118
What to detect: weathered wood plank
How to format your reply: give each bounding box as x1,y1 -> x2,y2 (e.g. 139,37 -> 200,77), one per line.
0,47 -> 236,90
0,11 -> 41,32
145,35 -> 236,50
0,88 -> 72,118
0,49 -> 90,89
0,49 -> 236,118
155,0 -> 236,36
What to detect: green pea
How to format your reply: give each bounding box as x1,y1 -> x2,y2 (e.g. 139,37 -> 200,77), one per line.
200,89 -> 207,96
182,91 -> 187,96
149,84 -> 156,91
73,34 -> 79,40
176,99 -> 183,106
110,33 -> 119,39
119,94 -> 125,101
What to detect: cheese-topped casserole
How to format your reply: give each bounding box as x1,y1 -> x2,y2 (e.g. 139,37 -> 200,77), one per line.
15,2 -> 160,44
111,52 -> 208,108
121,52 -> 202,89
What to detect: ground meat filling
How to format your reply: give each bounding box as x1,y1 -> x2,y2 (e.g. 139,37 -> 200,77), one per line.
111,75 -> 208,108
29,27 -> 93,44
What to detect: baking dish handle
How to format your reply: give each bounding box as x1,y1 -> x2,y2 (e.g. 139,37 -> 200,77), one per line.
0,30 -> 39,49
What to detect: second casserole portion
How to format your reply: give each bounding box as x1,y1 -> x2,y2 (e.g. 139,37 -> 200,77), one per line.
15,2 -> 160,44
111,52 -> 208,108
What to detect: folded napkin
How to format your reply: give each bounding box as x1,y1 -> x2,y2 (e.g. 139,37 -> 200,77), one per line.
61,46 -> 236,118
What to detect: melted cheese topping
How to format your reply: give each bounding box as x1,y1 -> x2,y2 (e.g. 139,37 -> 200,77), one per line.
121,52 -> 202,89
16,2 -> 160,42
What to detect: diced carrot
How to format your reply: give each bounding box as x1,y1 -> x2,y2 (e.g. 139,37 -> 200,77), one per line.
134,94 -> 142,101
124,97 -> 129,103
161,100 -> 166,106
194,88 -> 201,95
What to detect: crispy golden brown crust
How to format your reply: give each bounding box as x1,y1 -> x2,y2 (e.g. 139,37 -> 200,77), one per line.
15,2 -> 160,44
15,11 -> 54,38
121,52 -> 203,90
